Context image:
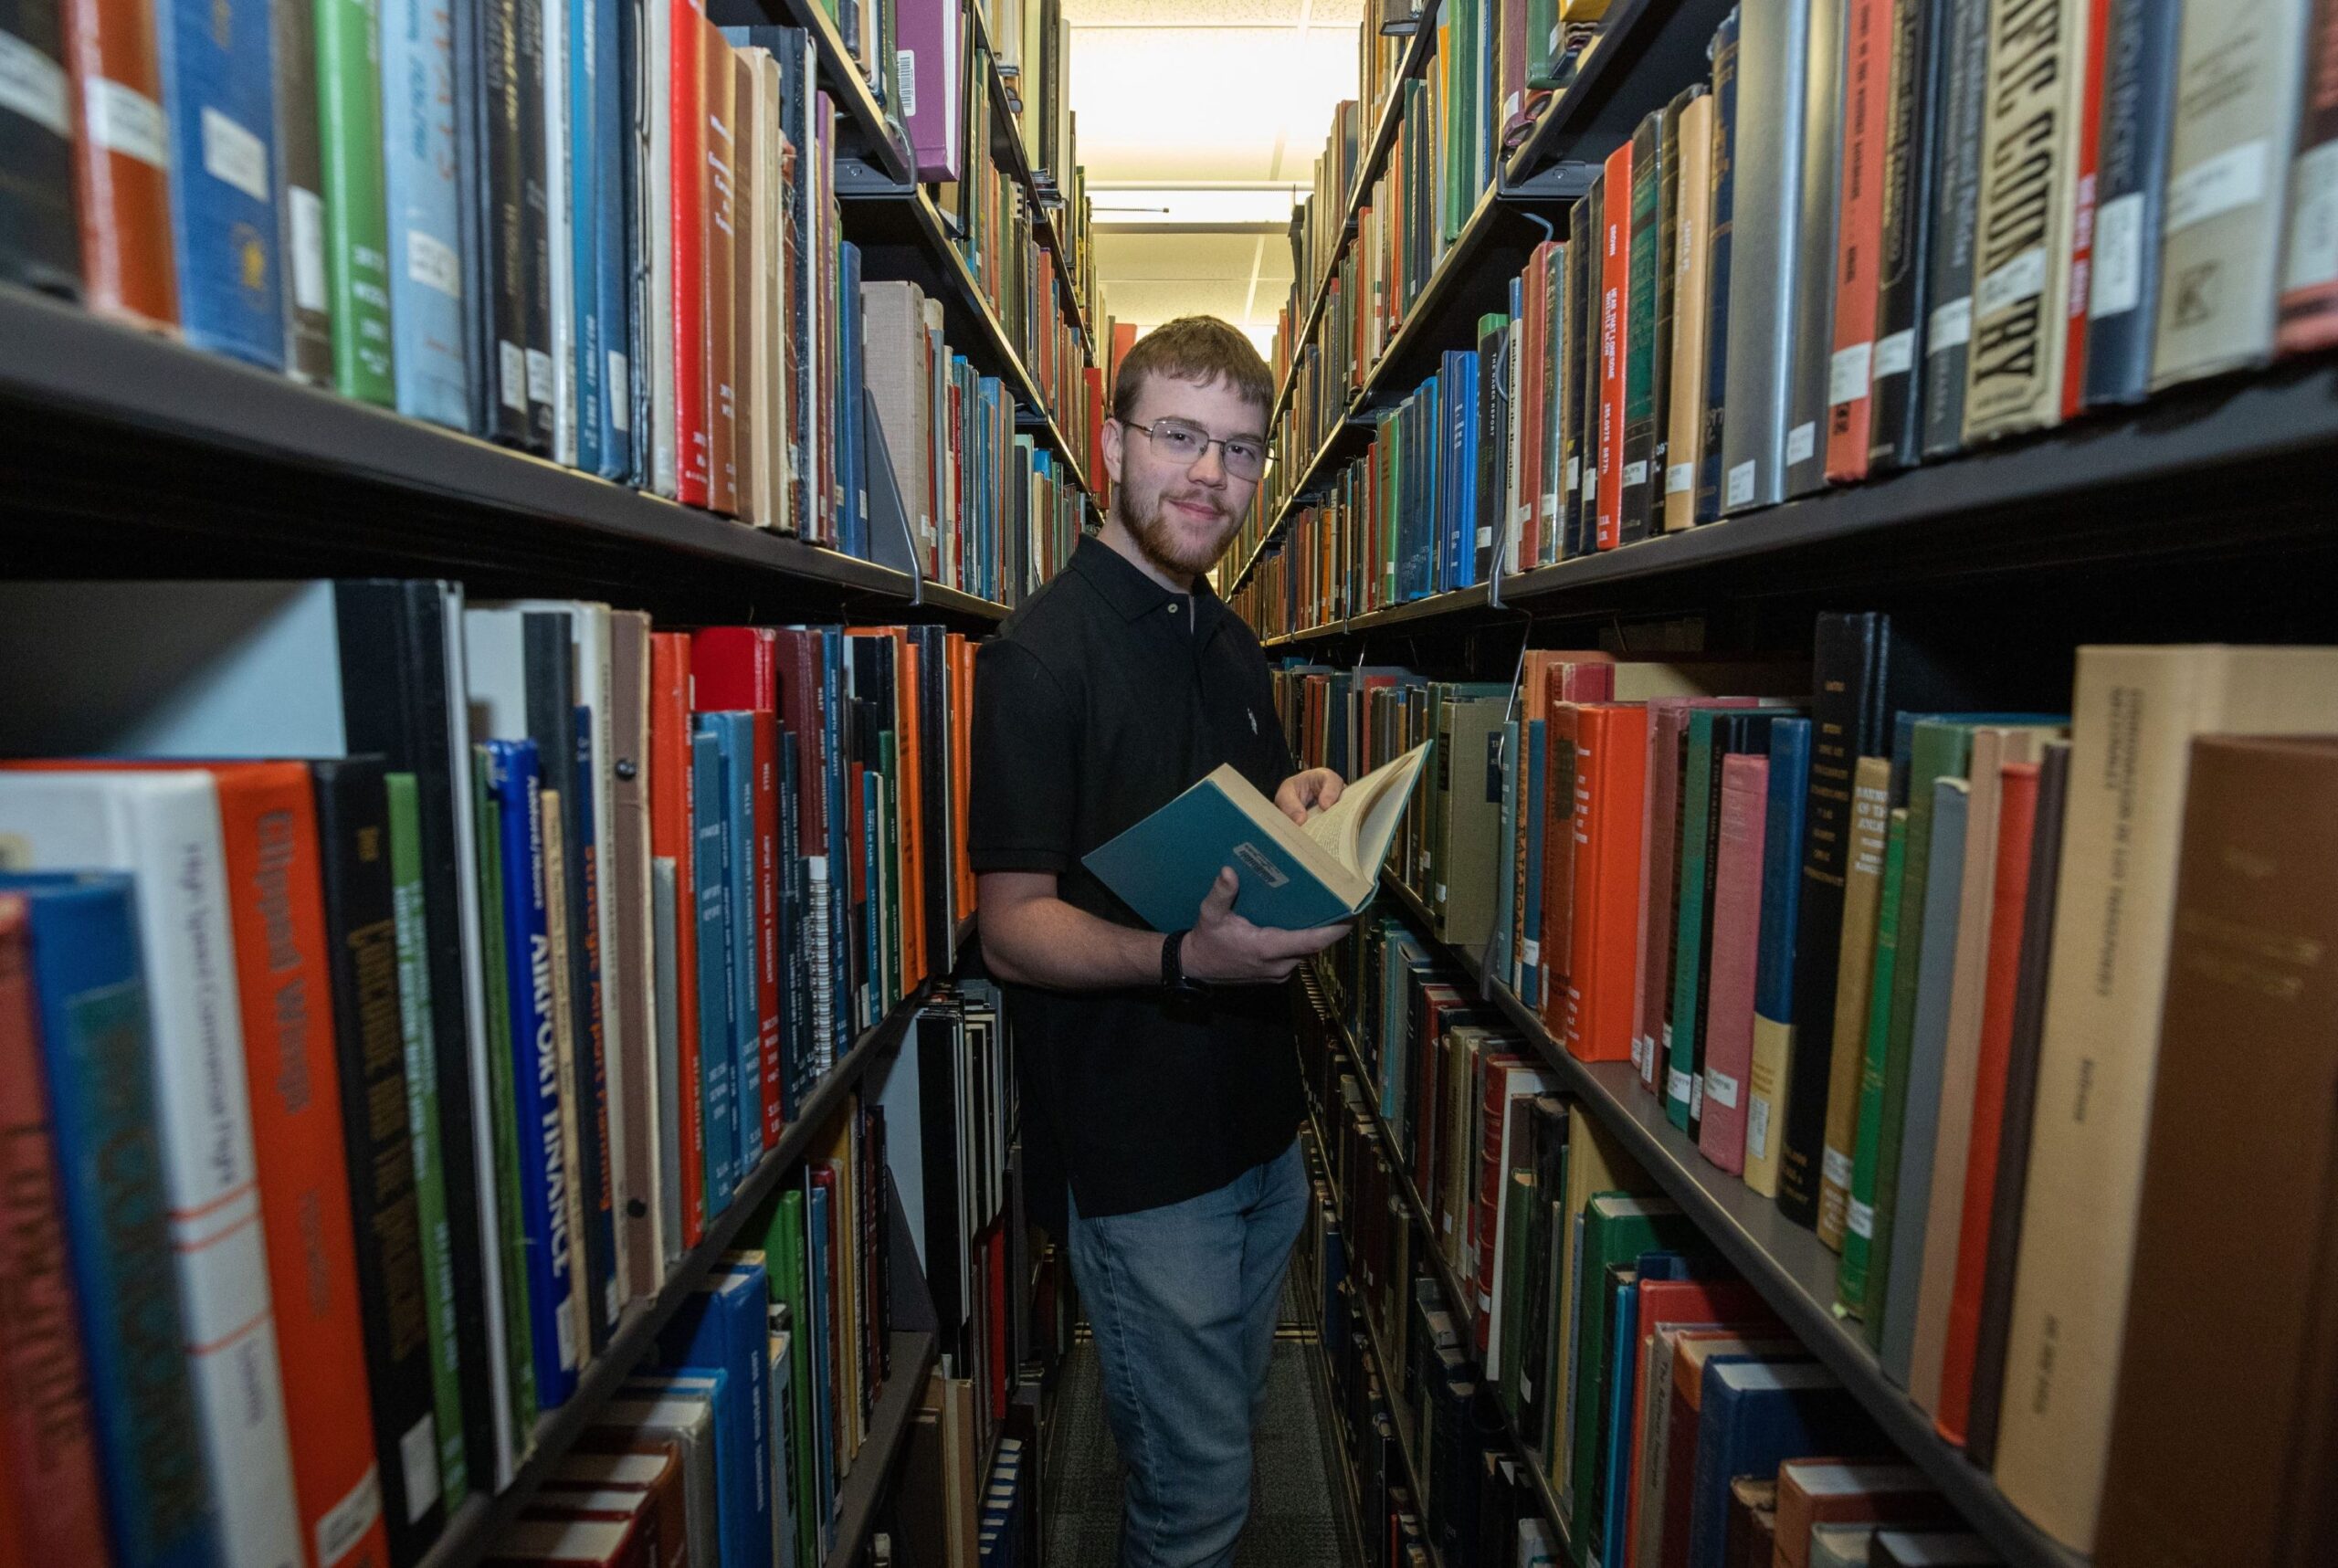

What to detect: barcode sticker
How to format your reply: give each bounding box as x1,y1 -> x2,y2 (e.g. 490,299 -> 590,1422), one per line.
0,30 -> 70,138
1828,342 -> 1873,405
1873,329 -> 1915,378
1824,1146 -> 1855,1190
1705,1068 -> 1741,1110
1631,1036 -> 1647,1073
407,227 -> 461,300
1667,1068 -> 1693,1105
897,49 -> 917,116
1848,1198 -> 1875,1240
2166,138 -> 2270,234
1975,247 -> 2048,317
526,348 -> 554,404
1666,461 -> 1695,495
290,187 -> 328,311
1725,460 -> 1755,508
1786,422 -> 1817,465
2285,141 -> 2338,292
2091,192 -> 2145,316
1747,1094 -> 1773,1157
500,342 -> 528,412
1928,296 -> 1973,354
84,77 -> 168,169
1689,1074 -> 1704,1118
201,105 -> 270,204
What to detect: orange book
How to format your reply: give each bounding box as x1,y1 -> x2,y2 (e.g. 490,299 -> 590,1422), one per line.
1596,142 -> 1633,550
1564,703 -> 1649,1062
1934,759 -> 2040,1444
1824,0 -> 1891,481
60,0 -> 177,326
648,634 -> 705,1245
953,636 -> 975,921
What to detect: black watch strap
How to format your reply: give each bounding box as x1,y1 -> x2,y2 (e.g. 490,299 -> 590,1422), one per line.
1163,929 -> 1204,994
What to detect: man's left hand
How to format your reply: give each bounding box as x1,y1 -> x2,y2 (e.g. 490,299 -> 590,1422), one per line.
1276,767 -> 1345,826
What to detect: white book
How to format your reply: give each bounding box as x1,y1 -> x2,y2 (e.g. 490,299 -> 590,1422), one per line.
591,1394 -> 718,1565
0,769 -> 303,1568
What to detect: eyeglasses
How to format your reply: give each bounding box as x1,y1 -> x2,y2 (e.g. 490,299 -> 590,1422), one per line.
1123,417 -> 1269,482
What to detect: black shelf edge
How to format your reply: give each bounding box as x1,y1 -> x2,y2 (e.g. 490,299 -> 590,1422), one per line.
417,986 -> 932,1568
1270,0 -> 1446,428
918,582 -> 1013,624
822,1329 -> 942,1568
1353,882 -> 2084,1568
1501,0 -> 1735,192
727,0 -> 914,185
1250,360 -> 2338,639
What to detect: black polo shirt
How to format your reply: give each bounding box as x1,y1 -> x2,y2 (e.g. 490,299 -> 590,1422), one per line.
969,534 -> 1305,1234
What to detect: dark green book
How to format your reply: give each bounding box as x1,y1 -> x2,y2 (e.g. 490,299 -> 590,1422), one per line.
316,0 -> 396,401
1567,1194 -> 1699,1545
759,1186 -> 818,1568
1839,806 -> 1909,1315
1620,109 -> 1664,543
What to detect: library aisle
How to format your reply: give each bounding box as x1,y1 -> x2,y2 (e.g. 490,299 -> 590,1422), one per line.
6,0 -> 2338,1566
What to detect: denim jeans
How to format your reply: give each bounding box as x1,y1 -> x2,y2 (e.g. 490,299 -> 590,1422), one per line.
1065,1138 -> 1309,1568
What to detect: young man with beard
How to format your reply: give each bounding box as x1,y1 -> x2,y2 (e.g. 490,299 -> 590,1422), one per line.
970,317 -> 1350,1564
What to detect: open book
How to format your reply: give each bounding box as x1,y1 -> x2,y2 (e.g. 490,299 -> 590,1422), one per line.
1083,743 -> 1431,932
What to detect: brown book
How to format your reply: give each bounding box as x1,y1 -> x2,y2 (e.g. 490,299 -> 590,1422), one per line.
60,0 -> 176,326
700,17 -> 738,516
730,47 -> 764,527
1725,1476 -> 1777,1568
542,1444 -> 688,1568
1774,1459 -> 1951,1568
269,0 -> 332,384
2094,734 -> 2338,1568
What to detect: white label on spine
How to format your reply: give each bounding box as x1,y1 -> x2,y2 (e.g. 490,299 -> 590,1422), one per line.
1828,342 -> 1873,405
1975,247 -> 2047,317
1824,1146 -> 1855,1190
526,347 -> 553,404
1725,460 -> 1755,508
2091,192 -> 2145,316
1476,525 -> 1492,547
200,106 -> 269,203
1927,296 -> 1973,354
85,77 -> 168,169
1667,1067 -> 1693,1106
1666,461 -> 1694,495
290,188 -> 328,311
399,1412 -> 441,1520
1747,1094 -> 1773,1157
897,49 -> 916,116
608,352 -> 631,429
406,227 -> 461,299
1874,329 -> 1915,378
1786,422 -> 1817,465
1689,1073 -> 1705,1118
0,31 -> 69,138
1623,459 -> 1648,488
315,1464 -> 383,1568
2283,142 -> 2338,291
1522,939 -> 1540,967
1631,1035 -> 1647,1074
500,342 -> 527,412
1704,1068 -> 1741,1110
1566,457 -> 1582,495
1848,1198 -> 1875,1240
1542,489 -> 1561,517
2165,139 -> 2270,235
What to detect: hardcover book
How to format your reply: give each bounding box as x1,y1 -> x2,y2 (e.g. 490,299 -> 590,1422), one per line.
1785,0 -> 1847,497
1918,0 -> 1989,457
1866,0 -> 1940,471
318,0 -> 397,403
269,0 -> 332,382
2079,0 -> 2179,405
153,0 -> 285,366
1665,89 -> 1716,531
0,0 -> 74,294
2278,0 -> 2338,352
1719,0 -> 1814,513
381,0 -> 472,426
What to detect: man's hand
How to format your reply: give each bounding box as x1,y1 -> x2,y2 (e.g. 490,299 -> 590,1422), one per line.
1180,867 -> 1353,984
1275,766 -> 1345,826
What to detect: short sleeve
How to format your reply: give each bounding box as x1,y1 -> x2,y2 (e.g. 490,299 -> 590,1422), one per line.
970,638 -> 1079,874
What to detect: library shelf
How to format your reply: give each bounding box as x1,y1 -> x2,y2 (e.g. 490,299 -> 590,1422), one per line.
1269,0 -> 1448,429
1313,997 -> 1569,1554
711,0 -> 915,187
1357,880 -> 2085,1568
0,284 -> 1043,621
1250,358 -> 2338,641
964,2 -> 1090,342
1500,0 -> 1736,193
824,1329 -> 943,1568
416,980 -> 940,1568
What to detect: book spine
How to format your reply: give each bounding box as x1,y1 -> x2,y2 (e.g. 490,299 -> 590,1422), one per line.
1571,707 -> 1648,1064
1665,95 -> 1714,531
1818,755 -> 1894,1249
2058,0 -> 2115,420
2277,0 -> 2338,351
469,755 -> 540,1445
1785,0 -> 1848,498
569,713 -> 620,1343
569,0 -> 601,475
1746,720 -> 1811,1196
1825,0 -> 1891,483
317,0 -> 397,402
1562,195 -> 1592,553
1697,9 -> 1740,523
1619,114 -> 1660,544
536,790 -> 595,1404
1919,0 -> 1990,456
594,0 -> 631,474
517,0 -> 555,447
538,0 -> 573,465
669,0 -> 708,502
1840,805 -> 1909,1314
59,0 -> 179,324
1866,0 -> 1942,472
719,715 -> 763,1172
380,0 -> 473,426
1664,718 -> 1721,1129
1718,0 -> 1810,513
477,0 -> 533,444
1596,143 -> 1630,550
153,0 -> 284,365
0,0 -> 71,293
313,759 -> 447,1559
703,16 -> 737,515
1698,754 -> 1768,1174
753,713 -> 785,1131
2080,0 -> 2179,401
648,636 -> 704,1244
690,726 -> 739,1211
0,895 -> 112,1566
270,0 -> 332,382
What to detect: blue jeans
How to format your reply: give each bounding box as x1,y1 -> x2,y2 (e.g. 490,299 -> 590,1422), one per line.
1066,1138 -> 1309,1568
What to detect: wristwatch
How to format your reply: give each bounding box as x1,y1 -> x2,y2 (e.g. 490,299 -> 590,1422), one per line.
1162,930 -> 1207,997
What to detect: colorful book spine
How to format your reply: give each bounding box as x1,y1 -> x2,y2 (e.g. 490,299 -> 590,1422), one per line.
316,0 -> 396,401
588,0 -> 630,476
690,725 -> 741,1209
1839,805 -> 1909,1312
1919,0 -> 1990,457
2079,0 -> 2178,403
152,0 -> 284,365
470,749 -> 541,1443
1745,719 -> 1812,1197
380,0 -> 471,426
568,0 -> 602,476
1596,140 -> 1632,549
569,710 -> 620,1342
58,0 -> 178,324
1826,0 -> 1892,482
2278,0 -> 2338,353
1699,753 -> 1770,1175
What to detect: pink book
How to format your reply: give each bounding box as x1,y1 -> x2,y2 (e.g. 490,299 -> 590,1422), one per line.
1697,753 -> 1769,1174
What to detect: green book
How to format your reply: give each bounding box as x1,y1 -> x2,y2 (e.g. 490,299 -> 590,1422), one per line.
1665,710 -> 1724,1131
316,0 -> 396,402
388,773 -> 467,1508
1497,1166 -> 1537,1409
471,749 -> 538,1434
1839,806 -> 1910,1316
760,1187 -> 818,1568
1621,109 -> 1663,542
1568,1194 -> 1700,1554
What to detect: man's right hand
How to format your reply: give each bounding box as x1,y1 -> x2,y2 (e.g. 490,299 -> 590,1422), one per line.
1181,867 -> 1353,984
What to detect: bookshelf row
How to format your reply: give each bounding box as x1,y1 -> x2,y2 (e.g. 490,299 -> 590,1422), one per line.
1361,868 -> 2079,1568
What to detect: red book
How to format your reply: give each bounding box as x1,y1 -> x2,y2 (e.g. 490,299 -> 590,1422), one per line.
1825,0 -> 1892,480
61,0 -> 176,327
669,0 -> 711,506
770,630 -> 827,857
690,627 -> 783,1138
1518,241 -> 1551,566
1413,981 -> 1469,1205
1697,753 -> 1770,1173
1471,1055 -> 1544,1352
1596,142 -> 1634,550
1624,1280 -> 1775,1567
2060,0 -> 2115,420
648,634 -> 705,1244
1564,703 -> 1650,1063
1934,758 -> 2039,1445
0,896 -> 111,1568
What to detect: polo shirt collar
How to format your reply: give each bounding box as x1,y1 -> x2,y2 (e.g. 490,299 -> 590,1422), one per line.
1069,534 -> 1228,637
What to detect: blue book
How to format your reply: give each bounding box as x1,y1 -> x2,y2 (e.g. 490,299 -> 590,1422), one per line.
655,1265 -> 773,1568
1597,1268 -> 1642,1563
691,726 -> 740,1206
1521,717 -> 1547,1003
837,241 -> 865,555
380,0 -> 470,427
154,0 -> 285,366
1082,743 -> 1431,934
1751,717 -> 1812,1163
1440,349 -> 1478,593
1,873 -> 222,1568
481,739 -> 581,1406
566,0 -> 601,476
587,0 -> 628,475
700,711 -> 764,1173
1689,1360 -> 1882,1568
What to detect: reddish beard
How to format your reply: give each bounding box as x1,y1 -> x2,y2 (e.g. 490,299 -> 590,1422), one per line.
1122,480 -> 1237,578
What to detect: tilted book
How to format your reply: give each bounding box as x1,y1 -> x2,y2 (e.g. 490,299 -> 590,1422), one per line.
1084,744 -> 1431,933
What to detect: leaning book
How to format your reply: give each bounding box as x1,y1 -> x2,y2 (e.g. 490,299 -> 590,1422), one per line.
1084,744 -> 1433,932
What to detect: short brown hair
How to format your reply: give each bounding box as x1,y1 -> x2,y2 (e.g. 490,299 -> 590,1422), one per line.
1111,316 -> 1274,425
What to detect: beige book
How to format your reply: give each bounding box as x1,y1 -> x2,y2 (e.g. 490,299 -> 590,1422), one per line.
1607,658 -> 1812,700
1817,756 -> 1893,1250
2149,0 -> 2309,389
608,612 -> 662,1301
1548,1103 -> 1654,1516
1743,1013 -> 1790,1196
1663,92 -> 1717,532
732,49 -> 764,526
1961,0 -> 2092,442
1993,646 -> 2338,1552
541,793 -> 594,1364
1907,726 -> 2056,1411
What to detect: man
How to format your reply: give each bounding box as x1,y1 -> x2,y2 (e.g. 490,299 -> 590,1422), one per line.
970,316 -> 1350,1565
